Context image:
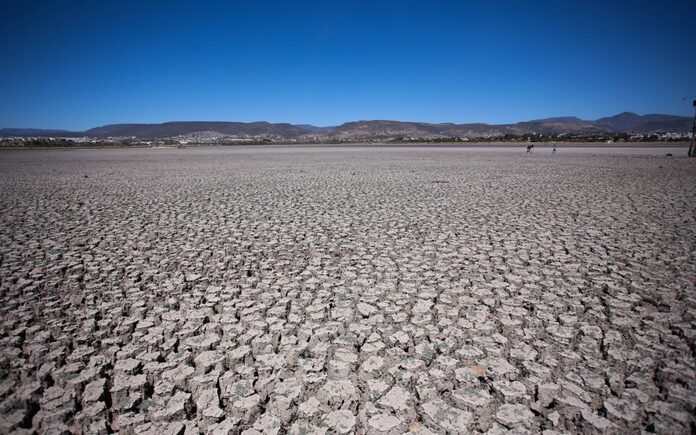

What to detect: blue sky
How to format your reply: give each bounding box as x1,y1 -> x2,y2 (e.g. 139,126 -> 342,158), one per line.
0,0 -> 694,130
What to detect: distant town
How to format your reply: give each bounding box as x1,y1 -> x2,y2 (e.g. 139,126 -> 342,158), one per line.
0,131 -> 692,148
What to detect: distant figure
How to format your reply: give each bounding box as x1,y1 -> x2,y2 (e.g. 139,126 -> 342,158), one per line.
526,144 -> 534,153
552,144 -> 557,156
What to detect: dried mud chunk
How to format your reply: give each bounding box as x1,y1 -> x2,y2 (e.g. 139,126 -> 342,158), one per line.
74,402 -> 107,431
298,396 -> 323,418
194,350 -> 225,375
0,409 -> 26,433
357,302 -> 378,317
230,393 -> 262,422
161,365 -> 195,389
492,380 -> 528,402
377,385 -> 411,412
455,366 -> 485,384
207,417 -> 243,434
483,358 -> 517,379
250,413 -> 282,435
368,413 -> 405,434
451,387 -> 491,408
580,408 -> 616,431
111,374 -> 148,410
603,397 -> 638,422
421,399 -> 472,433
361,355 -> 385,373
133,421 -> 186,435
273,377 -> 302,402
288,420 -> 328,435
317,379 -> 358,408
82,378 -> 106,404
149,391 -> 193,422
495,403 -> 534,427
323,409 -> 356,434
114,358 -> 143,375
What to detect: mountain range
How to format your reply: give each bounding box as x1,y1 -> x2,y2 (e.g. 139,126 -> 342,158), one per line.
1,112 -> 692,141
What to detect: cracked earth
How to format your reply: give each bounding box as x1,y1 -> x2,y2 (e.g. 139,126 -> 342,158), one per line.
0,146 -> 694,434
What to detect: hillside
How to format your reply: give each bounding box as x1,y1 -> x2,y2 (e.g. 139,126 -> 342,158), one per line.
595,112 -> 692,132
2,112 -> 692,141
84,121 -> 309,139
0,128 -> 80,137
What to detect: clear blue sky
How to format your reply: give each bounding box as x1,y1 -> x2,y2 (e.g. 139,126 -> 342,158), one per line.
1,0 -> 694,130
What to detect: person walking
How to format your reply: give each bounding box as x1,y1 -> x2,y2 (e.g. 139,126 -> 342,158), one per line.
552,144 -> 557,156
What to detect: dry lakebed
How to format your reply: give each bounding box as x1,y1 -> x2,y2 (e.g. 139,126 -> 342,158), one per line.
0,145 -> 694,434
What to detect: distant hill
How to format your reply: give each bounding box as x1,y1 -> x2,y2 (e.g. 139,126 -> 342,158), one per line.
321,117 -> 612,139
294,124 -> 334,133
0,128 -> 80,137
529,116 -> 585,123
595,112 -> 692,132
2,112 -> 692,141
84,121 -> 309,139
510,119 -> 605,135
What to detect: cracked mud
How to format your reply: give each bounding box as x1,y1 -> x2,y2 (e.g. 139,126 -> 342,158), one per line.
1,146 -> 695,434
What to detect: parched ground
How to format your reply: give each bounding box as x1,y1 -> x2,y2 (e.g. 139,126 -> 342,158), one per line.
0,146 -> 694,434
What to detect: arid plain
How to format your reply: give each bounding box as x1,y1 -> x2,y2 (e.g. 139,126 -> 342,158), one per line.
1,146 -> 694,434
